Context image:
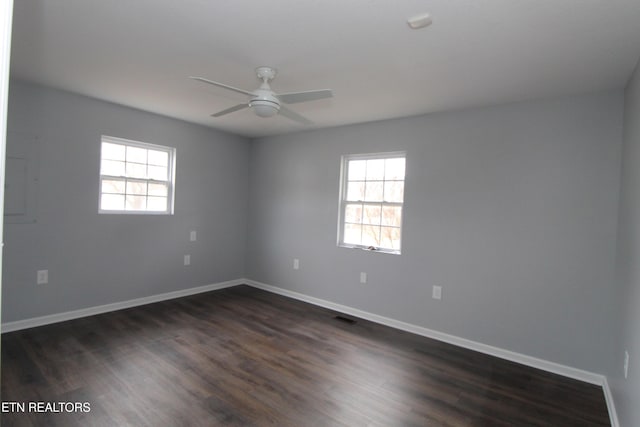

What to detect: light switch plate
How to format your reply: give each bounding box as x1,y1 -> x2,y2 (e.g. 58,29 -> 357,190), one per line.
37,269 -> 48,285
432,285 -> 442,300
624,350 -> 630,379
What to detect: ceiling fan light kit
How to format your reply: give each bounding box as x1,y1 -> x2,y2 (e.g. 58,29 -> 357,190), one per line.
250,100 -> 279,118
190,66 -> 333,124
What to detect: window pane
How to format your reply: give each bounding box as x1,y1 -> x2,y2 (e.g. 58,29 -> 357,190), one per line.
100,136 -> 175,215
101,159 -> 125,176
126,181 -> 147,195
148,183 -> 168,197
346,181 -> 365,201
126,162 -> 147,179
101,179 -> 125,194
148,149 -> 168,166
363,205 -> 381,225
382,206 -> 402,227
345,204 -> 363,224
148,165 -> 168,181
101,194 -> 124,211
385,158 -> 405,180
348,160 -> 366,180
384,181 -> 404,203
344,223 -> 362,245
366,159 -> 385,180
340,153 -> 405,251
126,146 -> 147,163
364,181 -> 383,202
362,225 -> 381,247
147,196 -> 167,211
125,195 -> 147,211
102,142 -> 125,161
380,227 -> 401,250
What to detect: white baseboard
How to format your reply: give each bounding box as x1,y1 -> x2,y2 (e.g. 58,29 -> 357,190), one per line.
1,279 -> 243,333
602,377 -> 620,427
244,279 -> 605,386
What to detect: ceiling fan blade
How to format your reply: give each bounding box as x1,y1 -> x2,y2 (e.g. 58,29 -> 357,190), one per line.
278,89 -> 333,104
279,105 -> 313,125
212,103 -> 249,117
189,76 -> 254,96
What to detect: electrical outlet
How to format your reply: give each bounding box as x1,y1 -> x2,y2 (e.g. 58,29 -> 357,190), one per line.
432,285 -> 442,300
293,258 -> 300,270
37,270 -> 48,285
360,272 -> 367,284
184,254 -> 191,266
624,350 -> 630,379
190,231 -> 197,241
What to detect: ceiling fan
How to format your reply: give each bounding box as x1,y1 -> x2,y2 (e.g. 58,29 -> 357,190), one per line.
189,66 -> 333,125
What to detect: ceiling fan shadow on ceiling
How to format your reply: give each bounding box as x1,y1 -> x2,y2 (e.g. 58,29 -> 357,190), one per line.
189,66 -> 333,125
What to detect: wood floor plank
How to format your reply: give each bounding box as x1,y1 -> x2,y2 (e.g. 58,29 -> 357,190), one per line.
1,285 -> 611,426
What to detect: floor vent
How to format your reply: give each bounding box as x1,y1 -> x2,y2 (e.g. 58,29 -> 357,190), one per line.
334,315 -> 357,325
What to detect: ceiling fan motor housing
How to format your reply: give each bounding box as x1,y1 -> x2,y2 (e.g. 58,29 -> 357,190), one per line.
249,89 -> 280,117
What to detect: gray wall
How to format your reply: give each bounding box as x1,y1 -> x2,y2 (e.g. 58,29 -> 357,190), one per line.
2,80 -> 249,322
611,59 -> 640,426
247,92 -> 623,374
2,78 -> 627,385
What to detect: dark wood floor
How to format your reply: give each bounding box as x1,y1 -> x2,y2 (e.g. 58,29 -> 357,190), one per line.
2,285 -> 610,426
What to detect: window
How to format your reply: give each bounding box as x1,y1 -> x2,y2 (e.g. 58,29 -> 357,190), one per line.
99,136 -> 175,214
338,152 -> 406,254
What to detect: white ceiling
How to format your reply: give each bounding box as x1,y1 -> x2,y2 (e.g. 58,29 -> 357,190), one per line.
10,0 -> 640,138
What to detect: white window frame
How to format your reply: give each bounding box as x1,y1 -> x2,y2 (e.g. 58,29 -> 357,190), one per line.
98,135 -> 176,215
337,151 -> 406,254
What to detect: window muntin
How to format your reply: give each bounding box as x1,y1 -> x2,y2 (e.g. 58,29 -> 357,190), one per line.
339,152 -> 406,253
99,136 -> 175,214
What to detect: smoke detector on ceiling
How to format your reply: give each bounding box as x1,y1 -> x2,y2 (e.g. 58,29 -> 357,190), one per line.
407,13 -> 433,30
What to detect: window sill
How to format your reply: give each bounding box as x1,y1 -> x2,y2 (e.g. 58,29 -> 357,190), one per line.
98,210 -> 173,215
338,244 -> 401,255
